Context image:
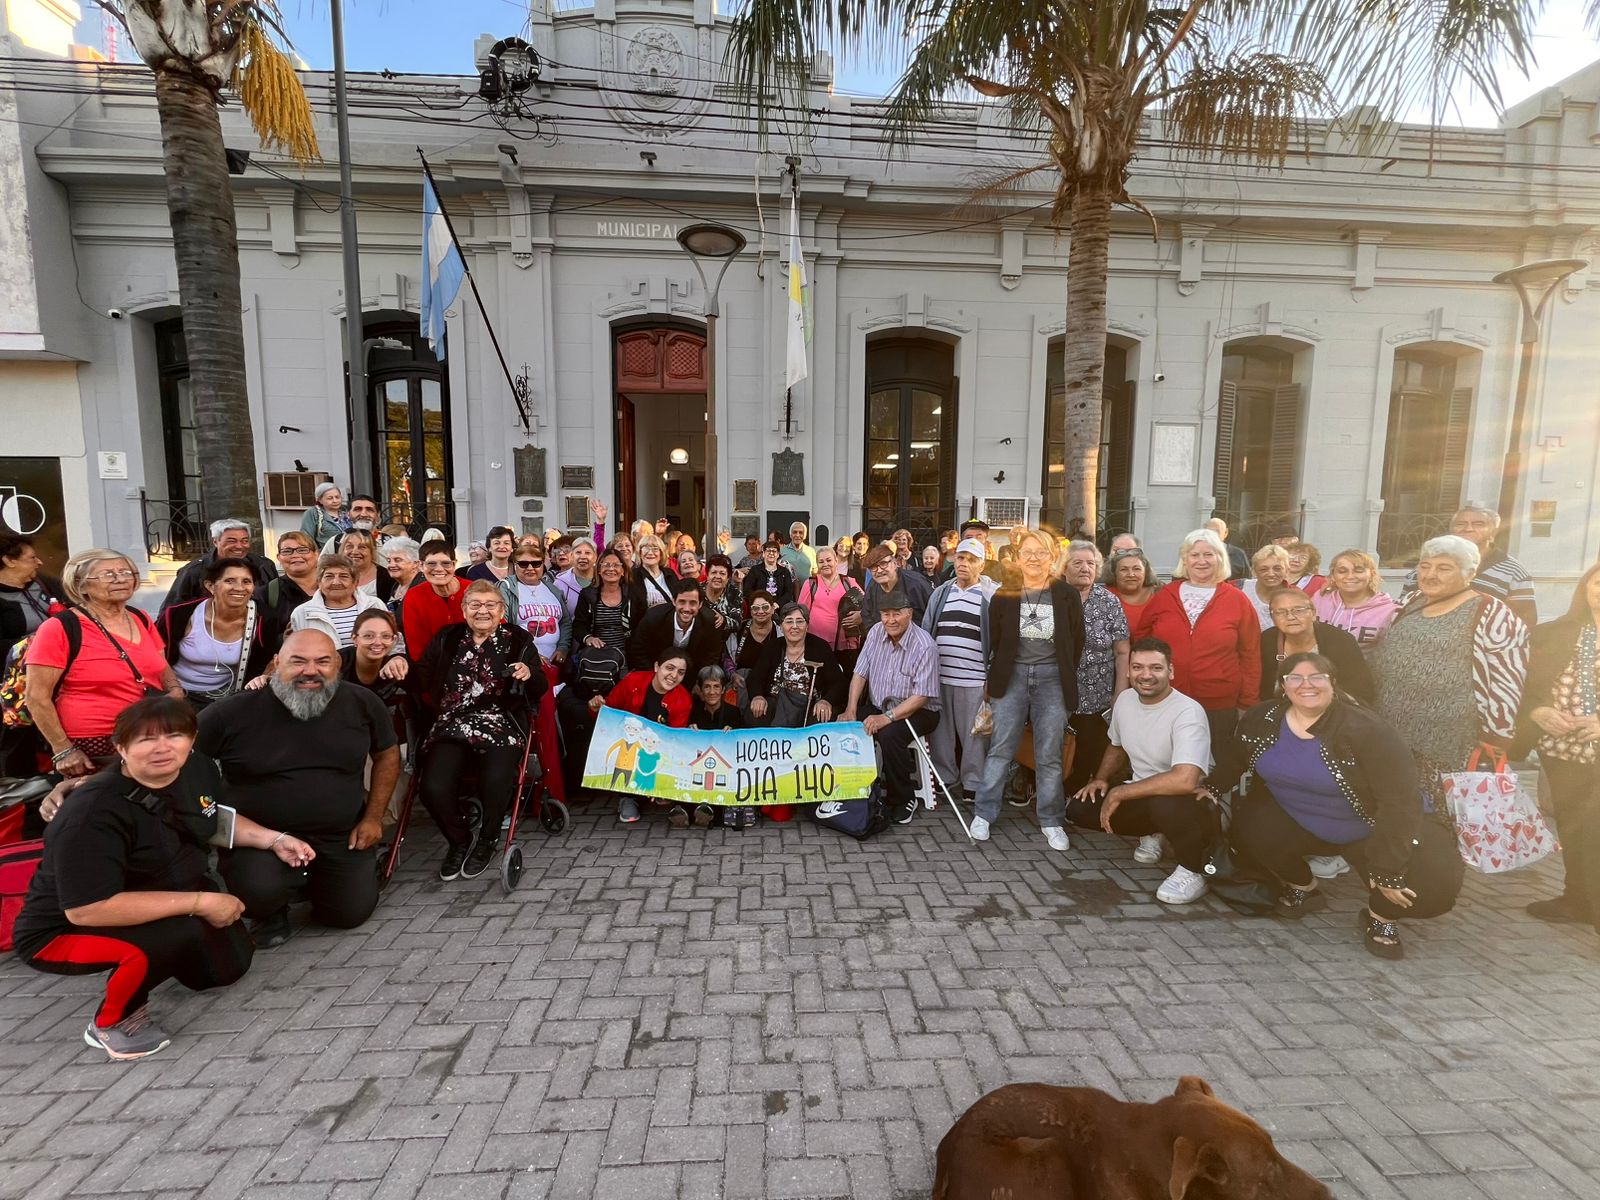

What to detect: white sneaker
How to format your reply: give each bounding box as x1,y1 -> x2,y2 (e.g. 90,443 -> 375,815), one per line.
1043,827 -> 1070,852
1133,834 -> 1164,865
1308,855 -> 1350,880
969,817 -> 990,842
1157,865 -> 1209,905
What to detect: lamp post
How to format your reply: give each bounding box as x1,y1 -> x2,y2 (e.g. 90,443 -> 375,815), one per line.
676,222 -> 747,551
331,0 -> 372,496
1493,257 -> 1586,529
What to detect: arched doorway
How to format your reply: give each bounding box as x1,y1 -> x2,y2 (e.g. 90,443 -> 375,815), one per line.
612,323 -> 708,533
865,335 -> 958,545
365,321 -> 452,535
1213,339 -> 1308,550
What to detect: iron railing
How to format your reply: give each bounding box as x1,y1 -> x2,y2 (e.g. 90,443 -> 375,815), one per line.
1211,504 -> 1306,556
379,503 -> 454,543
1377,510 -> 1456,568
140,490 -> 209,561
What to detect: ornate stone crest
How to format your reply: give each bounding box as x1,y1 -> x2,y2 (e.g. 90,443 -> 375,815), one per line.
597,22 -> 714,139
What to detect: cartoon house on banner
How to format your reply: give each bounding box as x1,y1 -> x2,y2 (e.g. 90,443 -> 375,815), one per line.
690,746 -> 733,792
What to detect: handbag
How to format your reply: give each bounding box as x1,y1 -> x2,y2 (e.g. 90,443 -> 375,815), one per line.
1443,748 -> 1559,873
1198,835 -> 1281,914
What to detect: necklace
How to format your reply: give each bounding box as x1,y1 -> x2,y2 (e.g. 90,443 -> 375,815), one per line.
205,600 -> 244,675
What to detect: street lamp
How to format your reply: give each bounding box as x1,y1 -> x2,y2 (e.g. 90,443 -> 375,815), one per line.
1493,257 -> 1586,529
676,222 -> 747,550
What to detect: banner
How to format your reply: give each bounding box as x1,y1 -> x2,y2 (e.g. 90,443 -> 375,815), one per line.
581,707 -> 877,807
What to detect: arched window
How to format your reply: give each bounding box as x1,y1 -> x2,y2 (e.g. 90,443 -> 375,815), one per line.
1213,341 -> 1304,545
865,336 -> 957,545
1377,344 -> 1477,564
366,322 -> 452,534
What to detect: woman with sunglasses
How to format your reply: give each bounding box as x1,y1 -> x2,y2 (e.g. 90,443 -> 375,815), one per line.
1206,651 -> 1463,957
496,540 -> 572,669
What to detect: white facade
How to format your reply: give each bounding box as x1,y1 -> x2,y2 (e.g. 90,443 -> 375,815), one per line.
3,0 -> 1599,591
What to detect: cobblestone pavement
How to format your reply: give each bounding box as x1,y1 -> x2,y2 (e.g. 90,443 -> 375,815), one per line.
2,800 -> 1598,1200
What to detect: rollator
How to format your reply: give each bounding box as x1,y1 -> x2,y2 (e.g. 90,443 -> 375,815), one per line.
379,689 -> 568,893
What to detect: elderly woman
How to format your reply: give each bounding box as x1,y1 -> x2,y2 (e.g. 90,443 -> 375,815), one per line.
573,549 -> 641,658
1286,541 -> 1327,596
702,554 -> 745,674
384,536 -> 423,608
1240,544 -> 1292,631
1143,528 -> 1261,746
414,580 -> 545,882
1314,549 -> 1399,651
1371,535 -> 1528,809
1062,540 -> 1130,793
465,526 -> 516,583
632,534 -> 677,609
401,541 -> 466,664
741,537 -> 796,608
748,602 -> 846,728
799,545 -> 864,663
289,554 -> 392,649
1209,652 -> 1464,957
1258,586 -> 1374,705
1515,564 -> 1600,931
892,528 -> 915,566
300,481 -> 348,546
0,533 -> 66,670
917,546 -> 943,586
157,559 -> 275,709
15,696 -> 310,1060
24,549 -> 183,776
339,529 -> 393,602
969,528 -> 1085,851
1104,547 -> 1157,641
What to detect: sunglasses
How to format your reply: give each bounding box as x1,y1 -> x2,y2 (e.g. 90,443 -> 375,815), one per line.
515,560 -> 544,568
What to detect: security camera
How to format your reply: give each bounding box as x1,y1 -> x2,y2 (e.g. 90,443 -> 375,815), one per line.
1152,371 -> 1166,382
107,308 -> 126,320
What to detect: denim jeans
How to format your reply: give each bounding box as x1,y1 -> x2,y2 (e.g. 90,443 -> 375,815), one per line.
974,661 -> 1068,827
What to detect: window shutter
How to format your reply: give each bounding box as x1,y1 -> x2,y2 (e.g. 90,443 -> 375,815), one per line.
1212,380 -> 1238,512
1105,382 -> 1136,516
1266,383 -> 1303,512
1438,387 -> 1473,510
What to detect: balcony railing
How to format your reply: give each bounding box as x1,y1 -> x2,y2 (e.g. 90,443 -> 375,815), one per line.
1211,504 -> 1306,556
1377,510 -> 1456,568
140,491 -> 209,561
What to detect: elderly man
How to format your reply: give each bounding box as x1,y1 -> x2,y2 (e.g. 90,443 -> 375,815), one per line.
159,518 -> 277,615
780,522 -> 817,581
320,494 -> 381,552
921,538 -> 994,796
842,587 -> 941,825
1108,532 -> 1141,555
1205,517 -> 1252,583
1400,504 -> 1537,626
629,577 -> 722,676
198,629 -> 399,945
859,543 -> 933,629
957,519 -> 1006,582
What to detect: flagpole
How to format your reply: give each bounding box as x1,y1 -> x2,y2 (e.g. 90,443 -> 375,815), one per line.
334,0 -> 373,495
416,149 -> 529,429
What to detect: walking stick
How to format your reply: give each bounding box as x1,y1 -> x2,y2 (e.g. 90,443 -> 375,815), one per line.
802,660 -> 822,727
906,719 -> 974,839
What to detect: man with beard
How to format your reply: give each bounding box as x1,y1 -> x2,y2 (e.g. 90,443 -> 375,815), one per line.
197,629 -> 399,945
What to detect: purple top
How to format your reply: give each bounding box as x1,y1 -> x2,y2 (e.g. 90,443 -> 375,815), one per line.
1255,719 -> 1369,844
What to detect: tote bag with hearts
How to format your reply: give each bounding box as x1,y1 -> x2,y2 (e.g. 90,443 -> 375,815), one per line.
1442,750 -> 1559,874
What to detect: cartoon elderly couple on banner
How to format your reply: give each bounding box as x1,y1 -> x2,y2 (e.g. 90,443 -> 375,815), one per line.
604,718 -> 664,792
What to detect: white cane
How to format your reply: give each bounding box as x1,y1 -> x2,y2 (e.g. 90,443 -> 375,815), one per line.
906,719 -> 974,839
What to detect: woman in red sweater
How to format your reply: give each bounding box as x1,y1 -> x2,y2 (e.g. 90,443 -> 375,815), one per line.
402,540 -> 465,665
1144,528 -> 1261,747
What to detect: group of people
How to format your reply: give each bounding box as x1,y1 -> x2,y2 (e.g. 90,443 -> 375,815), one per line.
2,496 -> 1595,1061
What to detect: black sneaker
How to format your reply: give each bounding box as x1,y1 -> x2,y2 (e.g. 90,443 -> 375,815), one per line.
249,910 -> 294,948
894,804 -> 916,825
438,843 -> 470,881
668,805 -> 690,829
461,837 -> 498,879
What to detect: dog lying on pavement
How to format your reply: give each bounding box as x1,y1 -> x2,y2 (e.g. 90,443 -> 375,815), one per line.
933,1076 -> 1332,1199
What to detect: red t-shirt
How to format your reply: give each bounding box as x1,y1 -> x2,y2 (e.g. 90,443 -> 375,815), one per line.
25,612 -> 169,740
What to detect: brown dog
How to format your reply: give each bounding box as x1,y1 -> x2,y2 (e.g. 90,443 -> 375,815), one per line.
933,1076 -> 1332,1199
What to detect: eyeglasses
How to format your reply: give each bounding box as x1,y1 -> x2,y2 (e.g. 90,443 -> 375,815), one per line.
463,602 -> 503,613
281,547 -> 314,557
1019,550 -> 1052,561
1282,673 -> 1332,687
1270,606 -> 1315,618
515,560 -> 544,569
87,569 -> 138,582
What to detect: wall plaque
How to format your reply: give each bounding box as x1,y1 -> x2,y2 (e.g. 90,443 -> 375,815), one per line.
734,479 -> 758,513
771,449 -> 804,496
565,497 -> 592,528
523,499 -> 544,513
521,517 -> 545,538
561,465 -> 595,490
513,445 -> 547,496
730,515 -> 760,540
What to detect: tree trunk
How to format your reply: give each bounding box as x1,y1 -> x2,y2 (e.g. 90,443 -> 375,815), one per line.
152,69 -> 262,548
1060,178 -> 1113,539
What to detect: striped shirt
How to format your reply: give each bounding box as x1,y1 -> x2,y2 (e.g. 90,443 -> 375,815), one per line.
931,584 -> 987,687
853,622 -> 941,711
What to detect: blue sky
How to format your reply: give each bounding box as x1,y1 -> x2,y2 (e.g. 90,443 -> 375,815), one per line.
80,0 -> 1600,126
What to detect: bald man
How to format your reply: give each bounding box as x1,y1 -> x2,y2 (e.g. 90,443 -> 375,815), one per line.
197,629 -> 400,946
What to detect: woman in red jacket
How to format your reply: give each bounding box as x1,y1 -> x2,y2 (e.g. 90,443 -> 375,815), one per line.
587,648 -> 692,826
1144,528 -> 1261,746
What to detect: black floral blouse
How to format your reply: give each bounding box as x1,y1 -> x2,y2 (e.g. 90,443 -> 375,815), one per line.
428,629 -> 523,750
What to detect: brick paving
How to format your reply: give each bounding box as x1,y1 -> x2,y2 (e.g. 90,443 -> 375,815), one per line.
1,801 -> 1597,1200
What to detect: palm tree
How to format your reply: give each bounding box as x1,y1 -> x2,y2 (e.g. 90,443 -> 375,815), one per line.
101,2 -> 319,548
726,0 -> 1539,537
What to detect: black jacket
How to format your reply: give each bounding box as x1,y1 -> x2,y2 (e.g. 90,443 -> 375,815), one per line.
413,622 -> 546,719
627,605 -> 724,676
572,584 -> 644,650
1512,616 -> 1589,759
159,551 -> 277,617
1210,696 -> 1422,887
741,562 -> 797,608
747,633 -> 847,710
1257,621 -> 1375,706
0,574 -> 65,667
986,580 -> 1085,707
858,567 -> 933,629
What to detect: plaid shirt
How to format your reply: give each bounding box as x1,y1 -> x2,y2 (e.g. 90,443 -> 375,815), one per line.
853,621 -> 941,711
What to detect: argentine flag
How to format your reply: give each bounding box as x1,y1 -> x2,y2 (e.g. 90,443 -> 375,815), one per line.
420,174 -> 465,358
785,194 -> 809,389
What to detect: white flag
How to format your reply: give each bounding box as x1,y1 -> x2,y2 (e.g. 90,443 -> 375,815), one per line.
785,195 -> 808,389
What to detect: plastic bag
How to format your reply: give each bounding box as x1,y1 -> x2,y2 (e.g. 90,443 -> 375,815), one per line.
1443,751 -> 1559,874
971,701 -> 994,737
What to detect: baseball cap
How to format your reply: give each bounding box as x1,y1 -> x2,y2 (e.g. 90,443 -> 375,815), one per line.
956,538 -> 986,558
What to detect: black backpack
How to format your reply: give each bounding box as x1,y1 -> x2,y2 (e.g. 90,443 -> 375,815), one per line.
810,780 -> 890,841
573,643 -> 626,697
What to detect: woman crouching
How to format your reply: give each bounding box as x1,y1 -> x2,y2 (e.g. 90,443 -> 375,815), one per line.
13,696 -> 313,1060
1207,652 -> 1463,958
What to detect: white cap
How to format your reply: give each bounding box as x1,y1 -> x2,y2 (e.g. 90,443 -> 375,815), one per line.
956,538 -> 986,558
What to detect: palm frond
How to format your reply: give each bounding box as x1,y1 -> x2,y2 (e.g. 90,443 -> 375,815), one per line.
1160,51 -> 1326,162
